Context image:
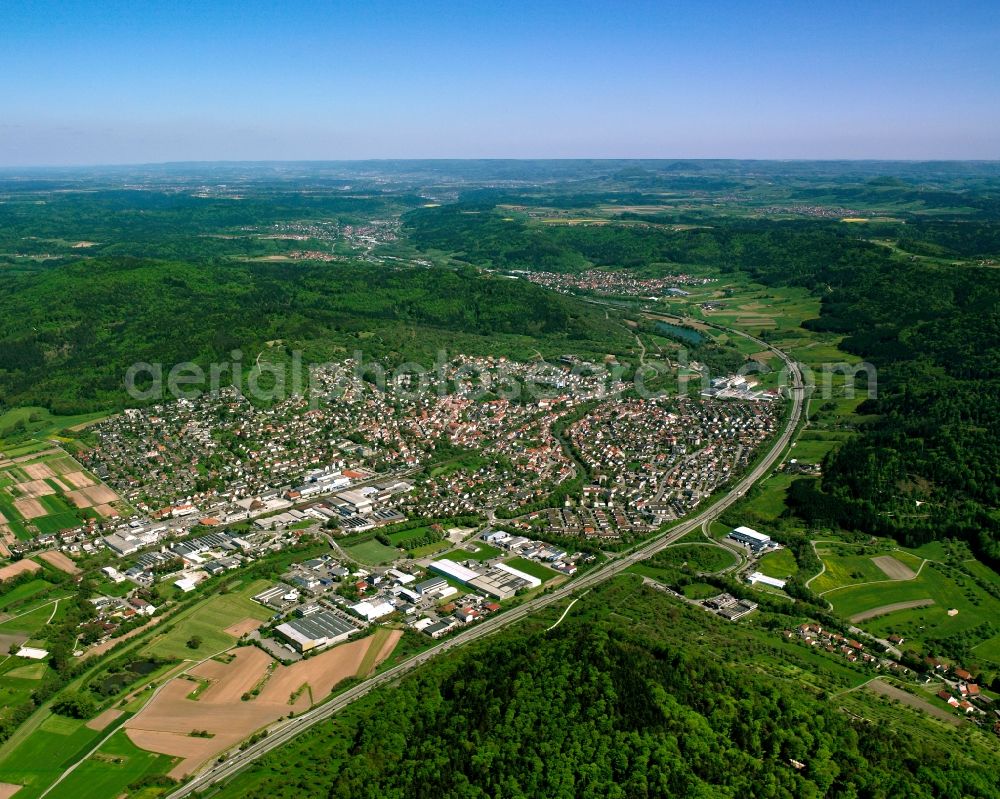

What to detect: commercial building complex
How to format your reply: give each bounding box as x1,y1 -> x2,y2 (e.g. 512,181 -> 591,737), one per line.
275,610 -> 359,653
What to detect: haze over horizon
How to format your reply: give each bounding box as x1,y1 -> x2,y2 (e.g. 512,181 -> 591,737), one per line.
2,0 -> 999,166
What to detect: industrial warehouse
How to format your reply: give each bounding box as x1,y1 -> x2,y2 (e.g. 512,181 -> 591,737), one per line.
275,609 -> 360,653
728,526 -> 775,553
429,559 -> 542,600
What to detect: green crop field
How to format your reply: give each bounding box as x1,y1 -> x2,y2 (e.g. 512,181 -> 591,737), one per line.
0,495 -> 31,539
0,408 -> 109,453
0,599 -> 63,637
32,512 -> 82,535
437,542 -> 502,562
0,713 -> 105,797
4,662 -> 47,680
342,538 -> 399,565
140,579 -> 272,660
38,494 -> 74,516
503,557 -> 558,583
45,729 -> 177,799
810,549 -> 902,594
0,660 -> 50,727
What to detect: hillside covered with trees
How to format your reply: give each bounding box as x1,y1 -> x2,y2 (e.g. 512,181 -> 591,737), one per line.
0,260 -> 630,413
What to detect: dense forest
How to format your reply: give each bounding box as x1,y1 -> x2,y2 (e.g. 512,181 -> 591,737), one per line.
215,578 -> 1000,799
0,260 -> 630,413
0,188 -> 415,261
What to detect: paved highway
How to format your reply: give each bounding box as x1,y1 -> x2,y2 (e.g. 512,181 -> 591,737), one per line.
167,329 -> 804,798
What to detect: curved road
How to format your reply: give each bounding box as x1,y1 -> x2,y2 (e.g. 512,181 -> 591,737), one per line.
167,327 -> 804,799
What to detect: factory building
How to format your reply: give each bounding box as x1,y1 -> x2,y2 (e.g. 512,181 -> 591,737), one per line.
728,526 -> 773,553
275,610 -> 359,653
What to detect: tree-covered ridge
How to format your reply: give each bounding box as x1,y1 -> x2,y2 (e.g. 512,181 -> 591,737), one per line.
405,203 -> 1000,276
0,188 -> 414,260
216,580 -> 1000,799
776,257 -> 1000,564
0,260 -> 630,413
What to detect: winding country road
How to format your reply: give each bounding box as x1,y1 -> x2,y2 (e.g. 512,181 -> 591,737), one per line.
166,325 -> 805,798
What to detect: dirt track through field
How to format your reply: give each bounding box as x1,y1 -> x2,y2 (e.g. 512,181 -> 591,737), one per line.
871,555 -> 917,580
850,599 -> 934,623
126,633 -> 400,779
367,629 -> 404,675
865,679 -> 961,725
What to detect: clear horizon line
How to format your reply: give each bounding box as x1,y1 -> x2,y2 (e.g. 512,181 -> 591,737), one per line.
2,156 -> 1000,171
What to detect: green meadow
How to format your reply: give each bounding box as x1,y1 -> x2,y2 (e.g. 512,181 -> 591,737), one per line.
140,578 -> 272,660
341,538 -> 399,565
45,729 -> 177,799
828,561 -> 1000,653
503,557 -> 559,583
437,542 -> 503,562
756,548 -> 798,580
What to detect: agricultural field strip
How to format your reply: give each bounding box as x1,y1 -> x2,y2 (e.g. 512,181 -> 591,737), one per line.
0,586 -> 223,765
804,540 -> 929,593
38,644 -> 237,799
818,557 -> 929,597
0,445 -> 121,538
849,599 -> 936,624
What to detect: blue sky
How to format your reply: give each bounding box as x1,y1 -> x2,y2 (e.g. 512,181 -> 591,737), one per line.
1,0 -> 998,164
